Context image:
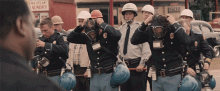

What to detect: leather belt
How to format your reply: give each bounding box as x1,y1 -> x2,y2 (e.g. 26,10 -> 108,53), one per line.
92,67 -> 113,74
42,69 -> 61,77
156,67 -> 182,77
124,57 -> 141,66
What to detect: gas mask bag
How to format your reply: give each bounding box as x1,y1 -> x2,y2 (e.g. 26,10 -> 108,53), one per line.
196,71 -> 216,89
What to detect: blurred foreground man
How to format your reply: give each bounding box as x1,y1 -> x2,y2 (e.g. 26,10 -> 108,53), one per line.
0,0 -> 65,90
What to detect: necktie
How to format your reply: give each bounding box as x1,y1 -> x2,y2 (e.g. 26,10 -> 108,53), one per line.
123,25 -> 130,55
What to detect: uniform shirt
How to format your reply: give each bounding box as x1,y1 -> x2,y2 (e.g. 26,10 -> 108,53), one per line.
59,29 -> 68,42
66,43 -> 90,67
59,29 -> 68,36
0,47 -> 65,91
131,22 -> 191,69
34,30 -> 68,71
67,23 -> 121,70
118,21 -> 151,66
182,30 -> 213,67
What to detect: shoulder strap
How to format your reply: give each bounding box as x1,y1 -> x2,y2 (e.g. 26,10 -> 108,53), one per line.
101,46 -> 117,59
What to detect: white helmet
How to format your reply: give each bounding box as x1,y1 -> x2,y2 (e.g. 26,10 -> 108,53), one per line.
122,3 -> 138,16
180,9 -> 194,18
141,5 -> 154,15
52,15 -> 64,24
77,11 -> 91,19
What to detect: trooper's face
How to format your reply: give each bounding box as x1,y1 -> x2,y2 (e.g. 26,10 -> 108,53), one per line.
182,22 -> 191,35
124,12 -> 135,21
54,24 -> 62,32
142,11 -> 153,20
78,19 -> 84,26
40,24 -> 54,39
181,16 -> 193,23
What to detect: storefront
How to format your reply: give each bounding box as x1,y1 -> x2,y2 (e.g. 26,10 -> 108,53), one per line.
26,0 -> 76,31
75,0 -> 185,27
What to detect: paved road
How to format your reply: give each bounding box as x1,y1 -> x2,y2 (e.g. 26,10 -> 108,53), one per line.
146,57 -> 220,91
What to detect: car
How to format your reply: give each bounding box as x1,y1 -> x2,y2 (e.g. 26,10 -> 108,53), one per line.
191,20 -> 220,57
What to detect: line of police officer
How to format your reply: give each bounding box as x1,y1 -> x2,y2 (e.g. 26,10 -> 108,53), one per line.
30,3 -> 216,91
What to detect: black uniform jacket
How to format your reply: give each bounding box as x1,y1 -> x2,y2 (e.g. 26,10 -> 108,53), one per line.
0,47 -> 65,91
67,23 -> 121,71
35,30 -> 68,71
131,22 -> 191,69
182,31 -> 213,67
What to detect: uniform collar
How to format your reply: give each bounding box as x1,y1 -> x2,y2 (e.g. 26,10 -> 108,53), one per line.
126,21 -> 138,29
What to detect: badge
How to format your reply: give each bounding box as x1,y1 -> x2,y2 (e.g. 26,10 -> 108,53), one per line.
170,33 -> 174,39
103,33 -> 107,39
53,41 -> 56,44
153,40 -> 164,49
92,43 -> 101,51
195,41 -> 198,47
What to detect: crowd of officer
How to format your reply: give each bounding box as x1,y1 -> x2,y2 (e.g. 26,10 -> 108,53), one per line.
0,0 -> 217,91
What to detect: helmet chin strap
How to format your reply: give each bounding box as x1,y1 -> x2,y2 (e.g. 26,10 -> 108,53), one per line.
124,16 -> 134,24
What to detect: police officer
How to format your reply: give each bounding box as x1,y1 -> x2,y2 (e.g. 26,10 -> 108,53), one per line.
118,3 -> 152,91
180,9 -> 201,34
33,18 -> 68,83
66,11 -> 91,91
141,4 -> 155,91
178,19 -> 216,91
131,14 -> 191,91
67,10 -> 121,91
52,15 -> 68,36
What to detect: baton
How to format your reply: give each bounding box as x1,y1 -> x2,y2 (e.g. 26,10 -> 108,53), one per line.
128,68 -> 147,71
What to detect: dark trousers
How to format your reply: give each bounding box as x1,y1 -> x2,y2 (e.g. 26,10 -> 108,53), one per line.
121,63 -> 146,91
73,65 -> 90,91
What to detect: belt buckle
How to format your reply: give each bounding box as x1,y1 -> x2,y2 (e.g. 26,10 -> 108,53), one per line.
160,71 -> 166,77
43,70 -> 47,76
97,68 -> 101,74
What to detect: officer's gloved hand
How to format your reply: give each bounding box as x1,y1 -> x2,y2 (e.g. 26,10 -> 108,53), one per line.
187,67 -> 196,77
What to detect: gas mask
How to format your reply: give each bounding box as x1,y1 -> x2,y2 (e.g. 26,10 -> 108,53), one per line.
32,55 -> 50,67
84,18 -> 101,51
196,71 -> 216,89
150,14 -> 169,49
